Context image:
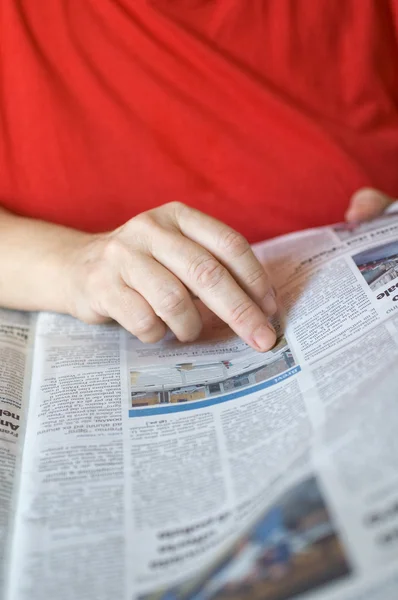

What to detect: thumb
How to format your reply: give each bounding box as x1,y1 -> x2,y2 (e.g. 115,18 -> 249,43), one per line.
345,187 -> 394,223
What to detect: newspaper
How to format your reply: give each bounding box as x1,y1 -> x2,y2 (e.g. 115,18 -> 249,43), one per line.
1,212 -> 398,600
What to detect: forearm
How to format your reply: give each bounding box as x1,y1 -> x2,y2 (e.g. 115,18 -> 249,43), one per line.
0,207 -> 91,313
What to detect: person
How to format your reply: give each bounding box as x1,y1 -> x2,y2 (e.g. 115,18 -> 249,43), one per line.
0,1 -> 397,351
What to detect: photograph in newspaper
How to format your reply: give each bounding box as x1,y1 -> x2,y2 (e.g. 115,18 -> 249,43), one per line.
142,476 -> 352,600
352,241 -> 398,292
129,335 -> 298,414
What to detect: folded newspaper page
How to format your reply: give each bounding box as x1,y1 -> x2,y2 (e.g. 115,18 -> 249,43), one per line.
1,213 -> 398,600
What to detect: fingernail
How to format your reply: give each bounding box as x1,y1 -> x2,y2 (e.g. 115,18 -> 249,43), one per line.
261,289 -> 277,315
252,323 -> 276,352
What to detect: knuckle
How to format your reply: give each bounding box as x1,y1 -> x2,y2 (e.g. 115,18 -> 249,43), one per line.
157,287 -> 187,317
218,229 -> 251,257
132,211 -> 156,228
126,212 -> 163,252
244,266 -> 269,290
166,201 -> 188,218
101,236 -> 127,262
166,201 -> 186,211
189,255 -> 226,290
164,201 -> 189,224
229,299 -> 257,327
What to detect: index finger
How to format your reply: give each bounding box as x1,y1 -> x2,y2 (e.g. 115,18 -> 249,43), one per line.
174,204 -> 277,315
151,232 -> 277,352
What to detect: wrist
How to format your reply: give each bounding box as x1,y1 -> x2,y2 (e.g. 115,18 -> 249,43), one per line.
53,230 -> 96,317
0,209 -> 95,314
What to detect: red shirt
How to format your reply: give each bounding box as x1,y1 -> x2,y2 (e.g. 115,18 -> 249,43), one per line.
1,0 -> 397,242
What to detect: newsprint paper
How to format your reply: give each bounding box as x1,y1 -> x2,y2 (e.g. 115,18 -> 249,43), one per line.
1,212 -> 398,600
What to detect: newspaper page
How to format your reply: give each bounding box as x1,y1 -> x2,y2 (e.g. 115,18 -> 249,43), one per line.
4,213 -> 398,600
0,309 -> 33,598
5,314 -> 126,600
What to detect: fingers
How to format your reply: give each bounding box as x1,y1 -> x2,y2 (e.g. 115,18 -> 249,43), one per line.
79,203 -> 278,351
102,284 -> 167,344
174,204 -> 277,315
120,253 -> 203,343
149,230 -> 276,351
345,188 -> 394,223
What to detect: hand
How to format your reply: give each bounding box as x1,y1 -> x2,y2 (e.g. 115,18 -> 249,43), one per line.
345,188 -> 395,223
66,202 -> 277,350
